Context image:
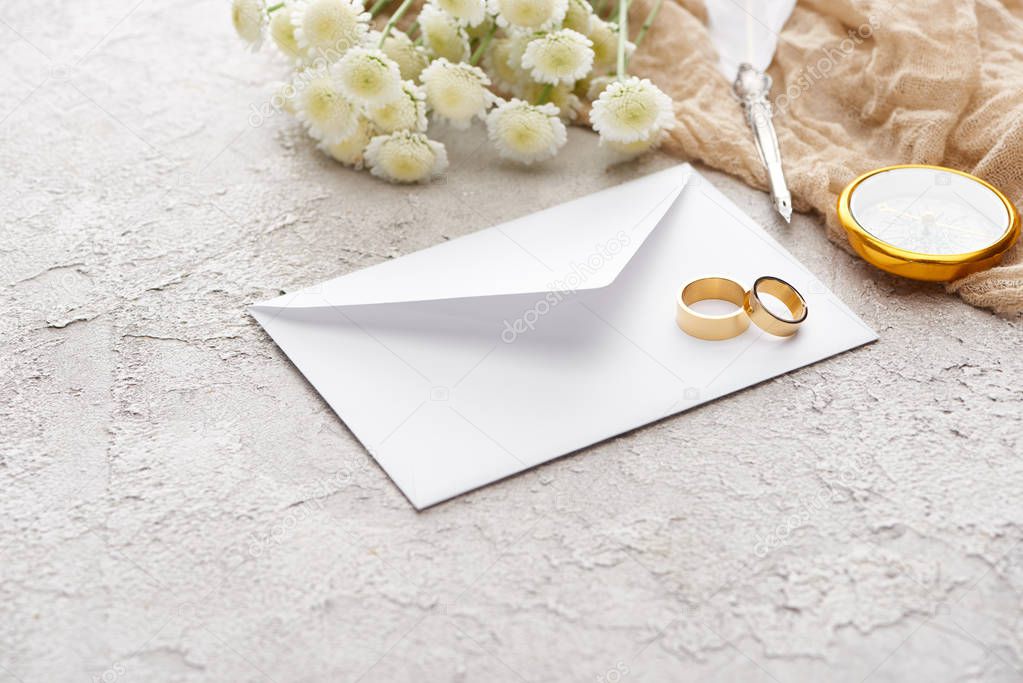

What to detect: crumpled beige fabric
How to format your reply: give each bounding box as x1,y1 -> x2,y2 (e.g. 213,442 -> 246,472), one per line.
622,0 -> 1023,315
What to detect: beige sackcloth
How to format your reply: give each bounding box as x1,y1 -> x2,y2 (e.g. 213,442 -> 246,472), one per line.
616,0 -> 1023,316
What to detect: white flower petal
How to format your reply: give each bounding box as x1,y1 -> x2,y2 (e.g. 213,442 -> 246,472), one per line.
481,37 -> 524,93
591,76 -> 674,143
333,47 -> 403,106
381,31 -> 431,82
563,0 -> 593,34
320,116 -> 375,167
292,65 -> 360,142
521,28 -> 594,85
429,0 -> 487,27
487,0 -> 567,30
269,4 -> 303,60
366,80 -> 428,132
486,98 -> 566,164
291,0 -> 370,62
232,0 -> 266,48
420,58 -> 494,129
419,4 -> 471,62
587,18 -> 633,71
364,131 -> 448,182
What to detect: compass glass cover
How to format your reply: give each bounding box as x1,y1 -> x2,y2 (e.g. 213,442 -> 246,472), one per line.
849,167 -> 1010,255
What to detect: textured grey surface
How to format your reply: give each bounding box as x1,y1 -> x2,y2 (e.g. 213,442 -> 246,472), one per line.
3,2 -> 1023,682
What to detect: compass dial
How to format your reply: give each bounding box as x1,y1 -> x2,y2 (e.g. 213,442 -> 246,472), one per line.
849,167 -> 1010,255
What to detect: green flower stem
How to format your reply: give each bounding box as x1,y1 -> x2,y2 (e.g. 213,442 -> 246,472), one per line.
469,24 -> 498,66
266,2 -> 284,12
407,20 -> 420,38
616,0 -> 629,79
368,0 -> 391,18
633,0 -> 663,49
378,0 -> 416,46
594,0 -> 606,17
535,83 -> 554,105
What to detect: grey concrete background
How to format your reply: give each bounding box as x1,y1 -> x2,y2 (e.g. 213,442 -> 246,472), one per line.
2,1 -> 1023,681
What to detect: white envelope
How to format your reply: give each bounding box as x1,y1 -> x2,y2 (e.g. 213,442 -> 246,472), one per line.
252,165 -> 876,509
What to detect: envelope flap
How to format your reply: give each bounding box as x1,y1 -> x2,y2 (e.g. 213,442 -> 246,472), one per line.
254,164 -> 692,309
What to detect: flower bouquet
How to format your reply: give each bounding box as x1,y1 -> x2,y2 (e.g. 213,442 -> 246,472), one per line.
231,0 -> 673,182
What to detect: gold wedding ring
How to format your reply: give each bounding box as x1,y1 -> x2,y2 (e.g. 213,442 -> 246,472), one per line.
675,277 -> 751,340
743,276 -> 807,337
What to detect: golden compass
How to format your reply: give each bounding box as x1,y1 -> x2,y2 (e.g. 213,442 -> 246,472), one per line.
837,165 -> 1020,282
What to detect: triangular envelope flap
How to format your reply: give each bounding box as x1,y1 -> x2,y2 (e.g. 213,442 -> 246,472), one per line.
254,164 -> 692,310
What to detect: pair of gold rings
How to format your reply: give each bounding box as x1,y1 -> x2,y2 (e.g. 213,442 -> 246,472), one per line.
675,276 -> 808,341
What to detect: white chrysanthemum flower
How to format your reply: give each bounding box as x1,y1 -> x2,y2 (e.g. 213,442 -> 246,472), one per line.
269,4 -> 303,60
488,0 -> 567,30
591,76 -> 675,143
320,116 -> 375,167
562,0 -> 593,34
480,36 -> 527,93
429,0 -> 487,27
232,0 -> 266,48
365,131 -> 448,182
486,98 -> 567,164
293,66 -> 359,143
419,4 -> 471,62
291,0 -> 370,62
420,58 -> 494,128
381,31 -> 431,82
366,81 -> 427,132
588,18 -> 634,71
521,29 -> 594,85
333,47 -> 402,106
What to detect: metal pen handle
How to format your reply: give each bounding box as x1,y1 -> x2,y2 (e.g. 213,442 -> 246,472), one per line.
733,63 -> 792,223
